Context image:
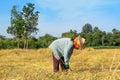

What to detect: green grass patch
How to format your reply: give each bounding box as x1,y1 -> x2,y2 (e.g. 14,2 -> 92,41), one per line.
92,46 -> 120,49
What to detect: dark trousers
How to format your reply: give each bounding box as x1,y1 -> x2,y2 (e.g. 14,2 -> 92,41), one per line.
52,53 -> 65,72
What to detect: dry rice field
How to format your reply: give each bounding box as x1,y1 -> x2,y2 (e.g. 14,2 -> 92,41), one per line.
0,48 -> 120,80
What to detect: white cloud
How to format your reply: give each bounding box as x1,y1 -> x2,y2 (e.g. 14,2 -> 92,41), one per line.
35,0 -> 120,37
36,0 -> 120,22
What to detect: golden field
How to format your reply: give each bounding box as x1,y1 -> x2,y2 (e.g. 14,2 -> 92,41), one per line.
0,48 -> 120,80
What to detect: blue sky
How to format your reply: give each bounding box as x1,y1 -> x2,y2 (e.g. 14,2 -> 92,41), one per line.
0,0 -> 120,38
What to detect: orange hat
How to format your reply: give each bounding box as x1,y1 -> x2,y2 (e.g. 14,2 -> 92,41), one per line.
73,35 -> 86,49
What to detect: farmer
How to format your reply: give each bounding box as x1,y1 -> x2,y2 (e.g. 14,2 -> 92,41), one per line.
49,35 -> 86,72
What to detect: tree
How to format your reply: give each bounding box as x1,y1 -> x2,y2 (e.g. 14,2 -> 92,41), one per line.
7,5 -> 24,48
112,28 -> 120,46
85,33 -> 93,46
62,29 -> 77,39
21,3 -> 39,48
7,3 -> 40,49
92,27 -> 105,46
82,23 -> 93,34
37,34 -> 56,48
0,35 -> 4,49
101,31 -> 106,46
0,35 -> 5,40
93,26 -> 100,32
28,36 -> 37,49
106,32 -> 113,46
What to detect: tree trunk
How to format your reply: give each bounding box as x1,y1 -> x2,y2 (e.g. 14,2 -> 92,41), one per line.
26,39 -> 28,49
24,39 -> 25,49
102,35 -> 104,46
24,37 -> 28,49
17,38 -> 20,48
24,38 -> 26,49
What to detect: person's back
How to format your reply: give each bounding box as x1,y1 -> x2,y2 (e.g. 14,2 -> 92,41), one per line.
49,38 -> 74,64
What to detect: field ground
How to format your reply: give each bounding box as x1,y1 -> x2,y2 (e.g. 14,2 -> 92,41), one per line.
0,48 -> 120,80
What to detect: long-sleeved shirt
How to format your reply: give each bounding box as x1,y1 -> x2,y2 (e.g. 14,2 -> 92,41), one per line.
49,38 -> 74,65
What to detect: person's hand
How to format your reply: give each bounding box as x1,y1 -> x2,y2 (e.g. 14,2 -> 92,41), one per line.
65,68 -> 72,72
69,68 -> 72,71
65,64 -> 69,69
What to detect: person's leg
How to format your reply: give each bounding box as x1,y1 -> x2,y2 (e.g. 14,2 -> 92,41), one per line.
59,57 -> 65,71
52,53 -> 59,72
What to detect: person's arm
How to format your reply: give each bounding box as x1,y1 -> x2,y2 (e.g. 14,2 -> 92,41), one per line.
64,43 -> 73,69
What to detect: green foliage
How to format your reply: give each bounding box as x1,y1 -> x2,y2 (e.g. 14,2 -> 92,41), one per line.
28,37 -> 37,49
62,29 -> 77,39
37,34 -> 57,48
81,24 -> 120,47
2,3 -> 115,49
112,28 -> 120,46
7,5 -> 25,38
93,46 -> 120,49
82,23 -> 93,34
0,34 -> 56,49
7,3 -> 39,49
2,11 -> 120,50
21,3 -> 39,48
0,38 -> 17,49
7,5 -> 24,48
85,33 -> 93,46
0,35 -> 5,39
22,3 -> 39,37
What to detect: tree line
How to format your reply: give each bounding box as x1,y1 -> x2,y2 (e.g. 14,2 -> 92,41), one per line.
62,24 -> 120,47
0,34 -> 56,49
0,23 -> 120,49
0,3 -> 120,49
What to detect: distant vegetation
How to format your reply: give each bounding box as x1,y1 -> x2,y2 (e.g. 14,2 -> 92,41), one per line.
0,3 -> 120,49
0,24 -> 120,49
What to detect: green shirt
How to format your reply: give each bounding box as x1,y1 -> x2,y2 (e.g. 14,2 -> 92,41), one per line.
49,38 -> 74,65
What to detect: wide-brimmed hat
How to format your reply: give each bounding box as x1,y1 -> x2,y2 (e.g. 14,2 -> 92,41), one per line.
73,35 -> 86,49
